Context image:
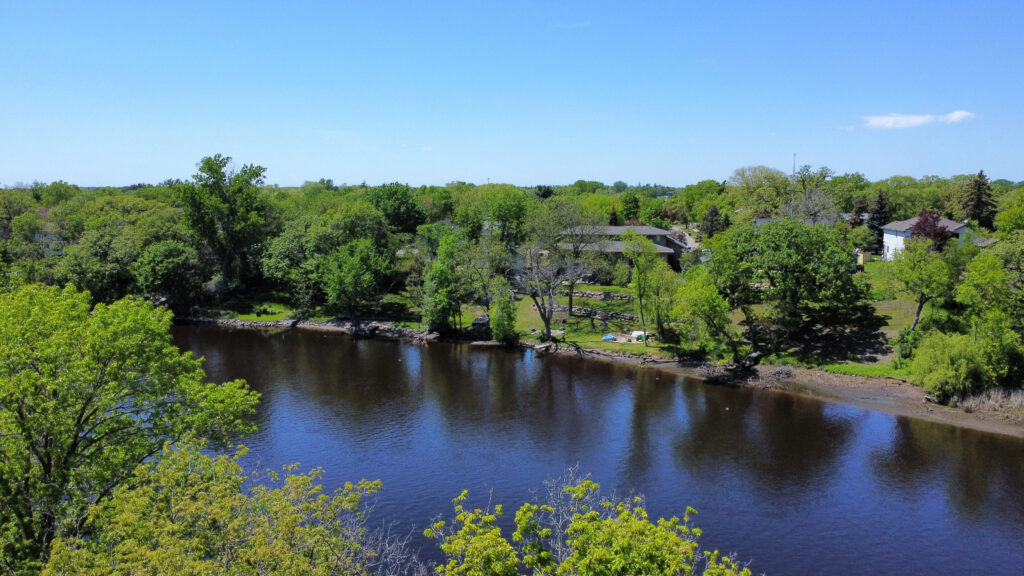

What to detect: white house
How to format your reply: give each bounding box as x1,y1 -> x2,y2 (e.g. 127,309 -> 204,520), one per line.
881,216 -> 968,261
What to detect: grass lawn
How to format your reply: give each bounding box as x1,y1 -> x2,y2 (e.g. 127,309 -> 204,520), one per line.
874,299 -> 918,338
818,362 -> 905,378
514,296 -> 677,359
223,301 -> 294,321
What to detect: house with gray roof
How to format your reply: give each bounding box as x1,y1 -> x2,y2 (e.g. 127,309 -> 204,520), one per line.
566,225 -> 695,268
881,216 -> 968,261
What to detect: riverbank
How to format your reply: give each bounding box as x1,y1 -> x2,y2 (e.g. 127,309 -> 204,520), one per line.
177,316 -> 1024,439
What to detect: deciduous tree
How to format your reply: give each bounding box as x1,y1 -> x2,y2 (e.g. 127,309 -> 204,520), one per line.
177,154 -> 277,289
622,231 -> 660,345
0,285 -> 258,573
887,237 -> 956,331
44,443 -> 422,576
674,267 -> 744,362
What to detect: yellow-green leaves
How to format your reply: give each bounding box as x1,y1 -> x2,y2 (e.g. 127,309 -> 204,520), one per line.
44,443 -> 381,576
431,479 -> 749,576
0,284 -> 258,573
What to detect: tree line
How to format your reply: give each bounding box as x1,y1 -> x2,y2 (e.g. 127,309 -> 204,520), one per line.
3,155 -> 1023,572
2,156 -> 1022,392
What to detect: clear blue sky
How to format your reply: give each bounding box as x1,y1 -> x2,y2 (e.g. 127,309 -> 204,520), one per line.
2,1 -> 1021,187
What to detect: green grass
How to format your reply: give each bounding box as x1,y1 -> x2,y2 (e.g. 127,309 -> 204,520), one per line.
514,296 -> 677,358
569,283 -> 633,295
818,362 -> 904,378
874,298 -> 918,338
225,301 -> 293,321
764,352 -> 906,379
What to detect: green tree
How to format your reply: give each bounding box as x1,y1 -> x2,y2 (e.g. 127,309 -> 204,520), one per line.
645,260 -> 682,342
320,238 -> 394,315
0,285 -> 258,573
489,283 -> 518,344
0,189 -> 34,245
52,195 -> 191,304
427,474 -> 751,576
988,231 -> 1024,331
955,170 -> 996,230
955,252 -> 1011,314
43,443 -> 412,576
847,225 -> 875,250
867,190 -> 891,247
726,166 -> 790,217
707,220 -> 871,350
994,189 -> 1024,234
673,266 -> 744,362
620,191 -> 641,222
31,181 -> 80,207
422,230 -> 475,332
663,180 -> 724,225
907,331 -> 989,400
263,201 -> 392,312
887,237 -> 956,331
177,154 -> 277,289
699,204 -> 729,239
132,240 -> 203,313
621,231 -> 660,345
366,182 -> 427,234
487,186 -> 534,248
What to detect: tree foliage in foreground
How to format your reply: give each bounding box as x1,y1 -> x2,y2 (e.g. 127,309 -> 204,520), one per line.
425,470 -> 751,576
0,285 -> 259,574
44,444 -> 421,576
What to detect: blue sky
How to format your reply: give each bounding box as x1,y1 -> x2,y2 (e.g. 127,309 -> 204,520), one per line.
1,1 -> 1021,187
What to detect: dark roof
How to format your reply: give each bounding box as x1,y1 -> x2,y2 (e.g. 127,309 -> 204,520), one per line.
568,225 -> 670,236
882,215 -> 967,233
579,240 -> 675,255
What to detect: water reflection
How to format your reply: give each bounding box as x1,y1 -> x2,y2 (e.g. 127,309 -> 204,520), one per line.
872,415 -> 1024,521
173,325 -> 1024,575
673,385 -> 856,494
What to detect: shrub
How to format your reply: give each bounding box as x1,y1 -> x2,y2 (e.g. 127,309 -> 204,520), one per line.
612,260 -> 631,287
490,290 -> 518,343
907,331 -> 990,400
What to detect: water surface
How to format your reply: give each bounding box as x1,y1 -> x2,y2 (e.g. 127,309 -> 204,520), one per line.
173,325 -> 1024,575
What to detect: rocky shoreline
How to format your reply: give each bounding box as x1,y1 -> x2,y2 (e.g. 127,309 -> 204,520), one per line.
176,316 -> 1024,439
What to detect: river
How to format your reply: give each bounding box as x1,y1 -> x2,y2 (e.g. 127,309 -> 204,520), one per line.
172,325 -> 1024,575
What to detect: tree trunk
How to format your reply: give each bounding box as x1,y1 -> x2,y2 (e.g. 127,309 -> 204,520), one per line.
567,281 -> 576,316
531,294 -> 553,340
637,295 -> 648,346
910,297 -> 926,331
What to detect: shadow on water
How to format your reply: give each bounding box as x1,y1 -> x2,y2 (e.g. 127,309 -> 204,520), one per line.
673,383 -> 855,493
871,415 -> 1024,522
172,325 -> 1024,575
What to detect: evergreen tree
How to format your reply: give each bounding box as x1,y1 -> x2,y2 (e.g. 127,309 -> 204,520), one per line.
700,204 -> 729,239
867,191 -> 891,247
848,197 -> 867,227
956,170 -> 996,230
